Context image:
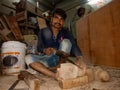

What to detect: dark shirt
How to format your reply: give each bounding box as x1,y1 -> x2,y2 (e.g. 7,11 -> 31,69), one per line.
37,27 -> 82,57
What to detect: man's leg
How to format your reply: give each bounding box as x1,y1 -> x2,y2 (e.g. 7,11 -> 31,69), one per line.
29,62 -> 56,79
25,54 -> 58,80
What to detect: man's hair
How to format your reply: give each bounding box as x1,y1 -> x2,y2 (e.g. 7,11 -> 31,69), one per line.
77,7 -> 85,17
52,8 -> 67,20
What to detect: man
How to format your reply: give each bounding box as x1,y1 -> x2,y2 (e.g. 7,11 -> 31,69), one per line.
25,8 -> 86,80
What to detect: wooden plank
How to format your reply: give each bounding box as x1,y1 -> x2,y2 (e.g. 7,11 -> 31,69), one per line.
89,3 -> 115,67
76,0 -> 120,67
3,15 -> 23,41
76,17 -> 91,63
16,11 -> 27,21
110,0 -> 120,68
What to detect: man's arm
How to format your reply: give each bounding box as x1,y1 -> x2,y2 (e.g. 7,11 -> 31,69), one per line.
37,30 -> 45,53
65,29 -> 86,71
65,30 -> 82,57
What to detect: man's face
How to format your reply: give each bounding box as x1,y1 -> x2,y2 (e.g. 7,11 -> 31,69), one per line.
51,13 -> 65,30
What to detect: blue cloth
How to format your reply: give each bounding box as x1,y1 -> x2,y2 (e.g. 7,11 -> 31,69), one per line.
29,54 -> 59,67
37,27 -> 82,57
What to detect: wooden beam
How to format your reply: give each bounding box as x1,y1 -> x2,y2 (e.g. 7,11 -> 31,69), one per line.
1,3 -> 16,10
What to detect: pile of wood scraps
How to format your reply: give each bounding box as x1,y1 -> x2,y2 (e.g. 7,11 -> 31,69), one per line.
0,15 -> 23,41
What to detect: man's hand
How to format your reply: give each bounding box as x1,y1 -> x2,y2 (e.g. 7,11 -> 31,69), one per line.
43,47 -> 56,56
74,56 -> 87,73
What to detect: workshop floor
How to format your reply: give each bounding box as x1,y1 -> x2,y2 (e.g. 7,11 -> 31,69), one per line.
0,66 -> 120,90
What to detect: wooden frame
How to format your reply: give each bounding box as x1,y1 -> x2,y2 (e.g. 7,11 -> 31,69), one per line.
0,18 -> 11,41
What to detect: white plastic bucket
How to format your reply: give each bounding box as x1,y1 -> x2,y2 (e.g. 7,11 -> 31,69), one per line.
1,41 -> 26,75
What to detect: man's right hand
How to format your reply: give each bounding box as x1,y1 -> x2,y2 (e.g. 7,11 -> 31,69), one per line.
43,48 -> 56,56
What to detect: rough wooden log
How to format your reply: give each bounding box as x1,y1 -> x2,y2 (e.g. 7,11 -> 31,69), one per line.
59,75 -> 88,89
20,71 -> 41,90
58,63 -> 85,80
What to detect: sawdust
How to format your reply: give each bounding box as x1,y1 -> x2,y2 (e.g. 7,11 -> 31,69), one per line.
0,66 -> 120,90
35,66 -> 120,90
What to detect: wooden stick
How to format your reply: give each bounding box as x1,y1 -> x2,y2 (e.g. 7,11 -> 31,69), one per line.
20,71 -> 41,90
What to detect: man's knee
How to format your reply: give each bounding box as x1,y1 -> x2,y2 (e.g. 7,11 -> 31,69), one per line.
59,39 -> 72,54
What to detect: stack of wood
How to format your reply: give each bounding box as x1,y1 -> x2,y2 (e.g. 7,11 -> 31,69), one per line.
0,15 -> 23,41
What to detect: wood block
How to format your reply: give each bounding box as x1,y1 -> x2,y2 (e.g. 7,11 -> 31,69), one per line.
3,15 -> 23,40
16,11 -> 27,21
37,17 -> 47,29
0,18 -> 16,41
58,63 -> 85,80
59,75 -> 88,89
85,68 -> 94,82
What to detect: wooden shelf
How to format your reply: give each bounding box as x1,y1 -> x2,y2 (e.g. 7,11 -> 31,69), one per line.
19,23 -> 36,29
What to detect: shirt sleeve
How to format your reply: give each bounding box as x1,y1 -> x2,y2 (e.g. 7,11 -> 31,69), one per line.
37,29 -> 45,53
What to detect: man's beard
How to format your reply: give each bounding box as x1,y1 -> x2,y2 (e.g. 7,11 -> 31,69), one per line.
52,23 -> 62,29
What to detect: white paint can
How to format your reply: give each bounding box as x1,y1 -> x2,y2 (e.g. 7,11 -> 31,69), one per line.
1,41 -> 26,75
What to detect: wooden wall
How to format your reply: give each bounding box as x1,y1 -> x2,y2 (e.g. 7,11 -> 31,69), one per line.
76,0 -> 120,68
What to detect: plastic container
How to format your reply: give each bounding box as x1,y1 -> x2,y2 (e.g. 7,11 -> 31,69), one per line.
1,41 -> 26,75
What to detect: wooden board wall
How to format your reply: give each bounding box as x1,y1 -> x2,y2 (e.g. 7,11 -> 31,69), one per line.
76,0 -> 120,68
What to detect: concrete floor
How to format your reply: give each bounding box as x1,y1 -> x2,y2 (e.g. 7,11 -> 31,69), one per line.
0,66 -> 120,90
